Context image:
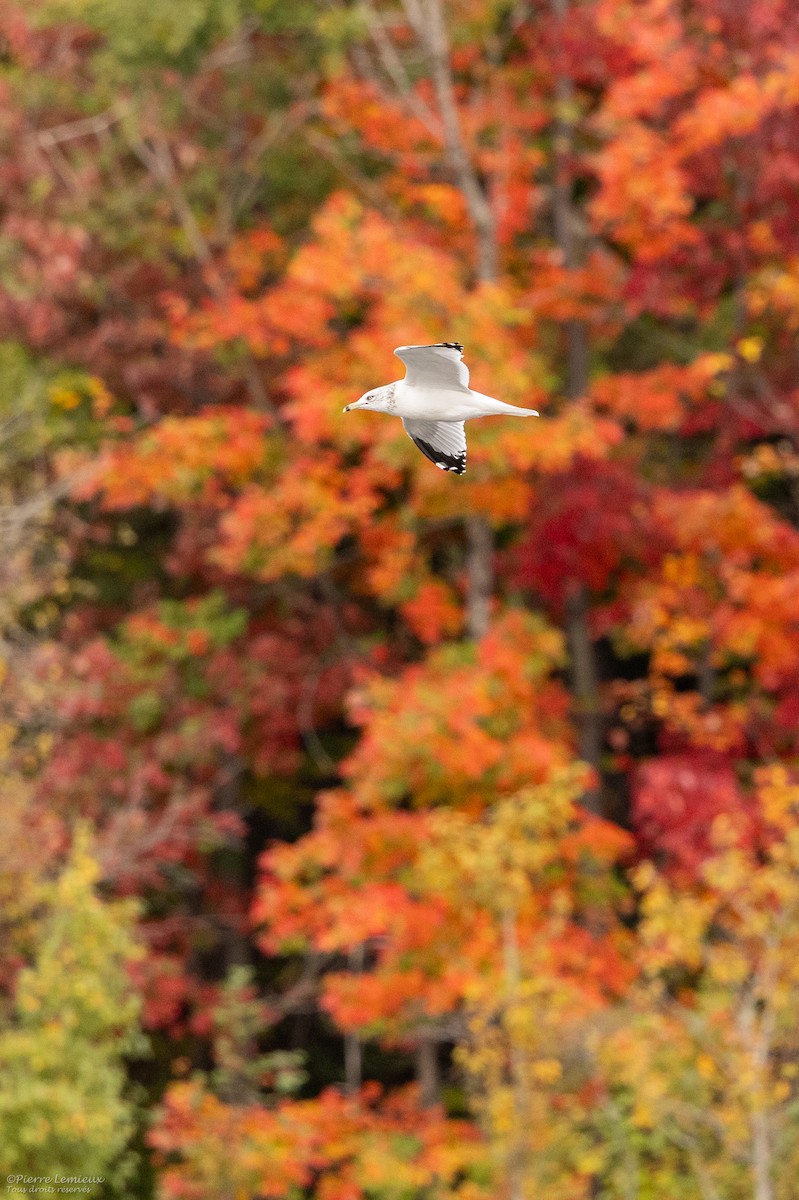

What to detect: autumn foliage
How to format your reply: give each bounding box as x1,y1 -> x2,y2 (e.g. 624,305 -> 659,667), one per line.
2,0 -> 799,1196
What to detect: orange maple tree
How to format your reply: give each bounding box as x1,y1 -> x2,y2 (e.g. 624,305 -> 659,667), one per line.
3,0 -> 799,1195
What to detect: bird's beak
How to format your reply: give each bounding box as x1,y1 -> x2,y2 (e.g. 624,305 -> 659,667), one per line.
343,404 -> 352,413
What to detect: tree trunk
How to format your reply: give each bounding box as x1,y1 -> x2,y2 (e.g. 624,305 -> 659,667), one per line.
415,1037 -> 440,1107
466,514 -> 493,639
405,0 -> 498,637
501,908 -> 528,1200
550,0 -> 589,397
344,944 -> 364,1094
550,0 -> 602,808
565,587 -> 603,811
344,1032 -> 363,1095
752,1107 -> 774,1200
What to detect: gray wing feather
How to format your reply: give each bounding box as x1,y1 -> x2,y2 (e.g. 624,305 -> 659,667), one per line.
394,343 -> 470,391
403,419 -> 467,474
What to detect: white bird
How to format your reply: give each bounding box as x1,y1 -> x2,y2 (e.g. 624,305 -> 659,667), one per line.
343,342 -> 539,475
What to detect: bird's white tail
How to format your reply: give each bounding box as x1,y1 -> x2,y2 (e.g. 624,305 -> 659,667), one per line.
473,394 -> 539,417
482,398 -> 537,417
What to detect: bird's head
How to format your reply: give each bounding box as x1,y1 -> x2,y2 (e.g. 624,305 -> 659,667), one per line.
343,385 -> 394,414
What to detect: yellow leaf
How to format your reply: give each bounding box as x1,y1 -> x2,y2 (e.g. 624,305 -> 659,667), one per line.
737,336 -> 763,362
530,1058 -> 562,1084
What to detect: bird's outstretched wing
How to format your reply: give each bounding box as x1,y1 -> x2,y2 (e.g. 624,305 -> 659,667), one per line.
403,419 -> 467,474
394,343 -> 470,390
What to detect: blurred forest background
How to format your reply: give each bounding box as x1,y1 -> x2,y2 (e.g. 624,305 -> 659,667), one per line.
3,0 -> 799,1196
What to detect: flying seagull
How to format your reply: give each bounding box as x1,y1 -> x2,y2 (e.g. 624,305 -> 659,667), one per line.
343,342 -> 539,475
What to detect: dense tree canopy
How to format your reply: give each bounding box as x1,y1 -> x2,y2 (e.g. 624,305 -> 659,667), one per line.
2,0 -> 799,1196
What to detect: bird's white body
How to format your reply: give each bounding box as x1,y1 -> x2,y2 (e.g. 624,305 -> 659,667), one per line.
343,342 -> 538,475
363,381 -> 534,424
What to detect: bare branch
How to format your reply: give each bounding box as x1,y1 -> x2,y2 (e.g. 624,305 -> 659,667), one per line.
304,128 -> 404,219
127,118 -> 279,416
33,106 -> 127,150
362,0 -> 443,138
0,461 -> 100,540
402,0 -> 498,281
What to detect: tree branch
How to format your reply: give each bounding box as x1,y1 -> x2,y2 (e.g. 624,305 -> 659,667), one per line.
403,0 -> 498,282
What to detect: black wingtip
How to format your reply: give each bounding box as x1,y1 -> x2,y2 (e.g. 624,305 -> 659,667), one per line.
412,436 -> 467,475
437,341 -> 464,353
